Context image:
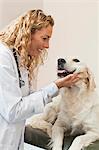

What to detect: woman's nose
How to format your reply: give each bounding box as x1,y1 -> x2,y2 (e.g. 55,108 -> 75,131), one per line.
44,41 -> 49,49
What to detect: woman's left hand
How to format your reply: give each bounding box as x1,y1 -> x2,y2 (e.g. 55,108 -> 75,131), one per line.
54,73 -> 80,89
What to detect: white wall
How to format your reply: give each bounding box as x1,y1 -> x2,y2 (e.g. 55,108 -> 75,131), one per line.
98,1 -> 99,91
0,0 -> 43,30
37,0 -> 99,92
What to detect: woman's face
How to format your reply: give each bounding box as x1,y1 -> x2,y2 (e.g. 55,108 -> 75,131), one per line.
28,25 -> 53,57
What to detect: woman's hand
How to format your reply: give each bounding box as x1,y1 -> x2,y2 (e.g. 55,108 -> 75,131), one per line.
54,74 -> 79,89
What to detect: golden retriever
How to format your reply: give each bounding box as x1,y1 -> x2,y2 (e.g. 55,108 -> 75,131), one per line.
29,58 -> 99,150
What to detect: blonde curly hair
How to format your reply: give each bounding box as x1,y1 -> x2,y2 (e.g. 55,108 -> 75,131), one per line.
0,9 -> 54,84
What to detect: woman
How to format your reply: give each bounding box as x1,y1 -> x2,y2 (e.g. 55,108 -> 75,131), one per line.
0,9 -> 79,150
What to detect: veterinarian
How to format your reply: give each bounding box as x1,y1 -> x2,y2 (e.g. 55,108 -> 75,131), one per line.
0,9 -> 79,150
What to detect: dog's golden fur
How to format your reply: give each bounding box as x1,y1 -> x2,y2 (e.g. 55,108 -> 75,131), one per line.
29,58 -> 99,150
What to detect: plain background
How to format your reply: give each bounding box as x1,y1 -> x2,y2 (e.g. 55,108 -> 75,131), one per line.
0,0 -> 98,91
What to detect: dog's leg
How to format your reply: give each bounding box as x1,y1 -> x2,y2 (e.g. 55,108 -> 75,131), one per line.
68,131 -> 99,150
30,102 -> 58,137
51,123 -> 64,150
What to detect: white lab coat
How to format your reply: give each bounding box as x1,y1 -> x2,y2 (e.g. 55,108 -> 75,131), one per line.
0,42 -> 58,150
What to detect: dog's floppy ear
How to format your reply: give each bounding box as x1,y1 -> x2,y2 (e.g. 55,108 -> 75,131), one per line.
87,68 -> 96,91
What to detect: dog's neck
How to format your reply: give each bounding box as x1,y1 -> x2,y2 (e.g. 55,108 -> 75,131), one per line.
59,81 -> 94,107
60,84 -> 87,98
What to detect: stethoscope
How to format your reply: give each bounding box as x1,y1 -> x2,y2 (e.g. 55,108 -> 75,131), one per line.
13,48 -> 25,88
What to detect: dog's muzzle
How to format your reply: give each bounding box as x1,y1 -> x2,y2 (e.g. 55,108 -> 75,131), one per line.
57,58 -> 75,77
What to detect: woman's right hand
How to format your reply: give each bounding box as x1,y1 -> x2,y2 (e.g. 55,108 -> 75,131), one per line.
54,73 -> 79,89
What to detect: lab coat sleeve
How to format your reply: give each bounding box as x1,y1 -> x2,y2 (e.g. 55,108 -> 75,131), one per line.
0,51 -> 59,123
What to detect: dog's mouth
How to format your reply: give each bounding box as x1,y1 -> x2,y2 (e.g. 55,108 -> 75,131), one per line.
57,69 -> 76,77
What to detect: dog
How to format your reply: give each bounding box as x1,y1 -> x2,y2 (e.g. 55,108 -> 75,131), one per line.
30,58 -> 99,150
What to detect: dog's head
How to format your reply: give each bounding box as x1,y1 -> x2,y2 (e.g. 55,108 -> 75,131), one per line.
57,58 -> 96,92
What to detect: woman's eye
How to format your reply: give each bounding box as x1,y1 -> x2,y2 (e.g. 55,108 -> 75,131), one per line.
43,38 -> 47,41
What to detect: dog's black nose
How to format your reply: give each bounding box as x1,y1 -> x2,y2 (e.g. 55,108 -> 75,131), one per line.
58,58 -> 66,65
57,58 -> 66,70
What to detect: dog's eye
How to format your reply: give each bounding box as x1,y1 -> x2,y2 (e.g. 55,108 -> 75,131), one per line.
72,59 -> 80,62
